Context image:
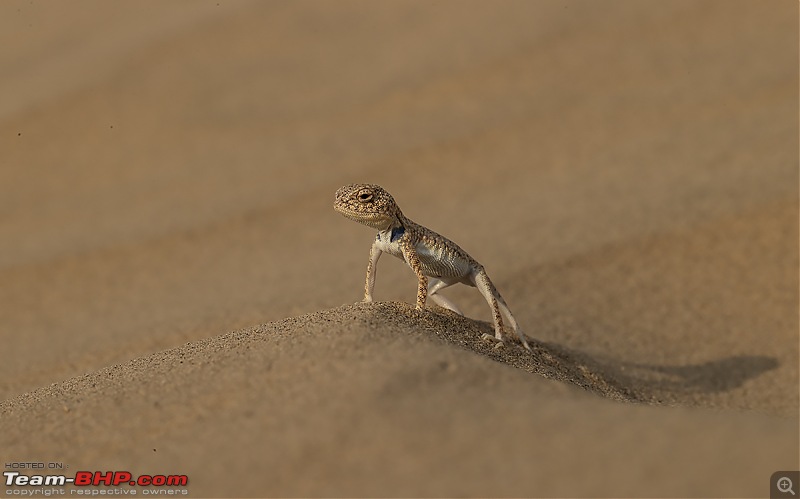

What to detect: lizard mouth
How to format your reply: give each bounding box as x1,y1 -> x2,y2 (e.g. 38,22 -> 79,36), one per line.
334,205 -> 393,230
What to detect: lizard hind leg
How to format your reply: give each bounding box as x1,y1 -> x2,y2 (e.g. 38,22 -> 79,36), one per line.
428,278 -> 463,315
495,291 -> 532,351
473,269 -> 532,351
473,270 -> 507,344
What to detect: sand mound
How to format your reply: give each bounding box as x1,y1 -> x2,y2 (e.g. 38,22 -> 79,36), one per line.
1,302 -> 795,497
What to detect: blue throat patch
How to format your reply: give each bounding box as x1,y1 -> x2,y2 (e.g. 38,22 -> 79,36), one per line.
390,226 -> 405,242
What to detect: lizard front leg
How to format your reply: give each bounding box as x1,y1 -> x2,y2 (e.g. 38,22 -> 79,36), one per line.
364,240 -> 382,303
401,241 -> 428,310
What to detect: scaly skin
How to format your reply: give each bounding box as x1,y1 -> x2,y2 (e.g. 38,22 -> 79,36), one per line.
334,183 -> 531,350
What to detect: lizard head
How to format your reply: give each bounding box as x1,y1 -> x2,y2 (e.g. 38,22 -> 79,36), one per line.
334,183 -> 402,231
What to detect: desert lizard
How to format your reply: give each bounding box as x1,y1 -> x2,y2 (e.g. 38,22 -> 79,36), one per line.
334,183 -> 531,350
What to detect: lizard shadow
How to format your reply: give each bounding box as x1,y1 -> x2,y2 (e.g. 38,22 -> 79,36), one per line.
563,352 -> 779,404
503,337 -> 775,404
517,338 -> 776,404
433,310 -> 779,404
610,356 -> 779,397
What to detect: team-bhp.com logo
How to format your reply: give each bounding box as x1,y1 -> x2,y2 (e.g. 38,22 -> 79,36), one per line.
5,470 -> 188,488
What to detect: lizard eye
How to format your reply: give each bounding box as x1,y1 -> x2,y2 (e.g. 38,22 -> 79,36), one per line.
358,192 -> 374,203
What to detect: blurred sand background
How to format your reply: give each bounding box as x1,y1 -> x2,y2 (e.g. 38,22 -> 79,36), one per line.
1,1 -> 797,497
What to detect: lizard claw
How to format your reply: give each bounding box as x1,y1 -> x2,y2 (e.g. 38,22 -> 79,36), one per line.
481,333 -> 505,349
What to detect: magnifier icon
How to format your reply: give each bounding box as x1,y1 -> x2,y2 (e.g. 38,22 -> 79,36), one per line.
778,477 -> 796,495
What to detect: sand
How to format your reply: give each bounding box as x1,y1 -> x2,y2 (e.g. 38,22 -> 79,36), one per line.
1,1 -> 797,497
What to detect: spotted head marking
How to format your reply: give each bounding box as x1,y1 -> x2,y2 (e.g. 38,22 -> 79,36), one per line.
334,184 -> 403,231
